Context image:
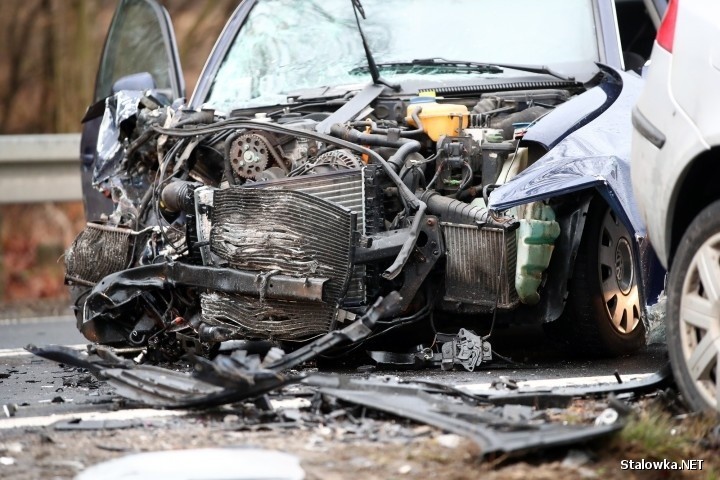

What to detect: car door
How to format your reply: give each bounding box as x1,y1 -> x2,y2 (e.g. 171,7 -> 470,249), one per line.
80,0 -> 184,220
614,0 -> 667,71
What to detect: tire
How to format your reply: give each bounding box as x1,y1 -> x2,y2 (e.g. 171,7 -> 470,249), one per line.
544,198 -> 645,357
666,200 -> 720,412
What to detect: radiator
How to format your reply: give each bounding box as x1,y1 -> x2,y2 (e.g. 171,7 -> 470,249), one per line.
442,223 -> 519,309
207,187 -> 356,339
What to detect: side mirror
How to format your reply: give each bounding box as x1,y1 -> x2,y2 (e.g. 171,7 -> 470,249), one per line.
112,72 -> 156,94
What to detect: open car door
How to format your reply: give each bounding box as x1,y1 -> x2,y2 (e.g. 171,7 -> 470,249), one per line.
80,0 -> 184,220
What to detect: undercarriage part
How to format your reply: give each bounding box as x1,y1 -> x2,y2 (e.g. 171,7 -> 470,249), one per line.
65,223 -> 135,286
442,223 -> 519,309
312,376 -> 625,459
440,329 -> 492,372
28,344 -> 673,460
200,292 -> 334,340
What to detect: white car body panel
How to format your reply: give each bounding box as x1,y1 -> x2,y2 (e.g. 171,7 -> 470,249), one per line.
630,0 -> 720,268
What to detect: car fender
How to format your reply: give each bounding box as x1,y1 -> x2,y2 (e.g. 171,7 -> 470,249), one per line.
489,67 -> 664,320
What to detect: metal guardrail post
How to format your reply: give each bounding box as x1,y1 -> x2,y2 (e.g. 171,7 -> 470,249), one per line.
0,134 -> 82,203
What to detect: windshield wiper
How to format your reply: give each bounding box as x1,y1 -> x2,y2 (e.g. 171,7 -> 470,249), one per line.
350,58 -> 503,75
351,0 -> 400,91
350,57 -> 576,82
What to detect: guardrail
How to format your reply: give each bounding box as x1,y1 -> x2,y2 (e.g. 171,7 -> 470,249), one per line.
0,134 -> 82,204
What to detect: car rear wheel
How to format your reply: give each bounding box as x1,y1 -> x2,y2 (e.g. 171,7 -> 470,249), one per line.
545,199 -> 645,356
667,200 -> 720,412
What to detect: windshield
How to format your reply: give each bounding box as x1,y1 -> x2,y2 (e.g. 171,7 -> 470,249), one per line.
205,0 -> 599,111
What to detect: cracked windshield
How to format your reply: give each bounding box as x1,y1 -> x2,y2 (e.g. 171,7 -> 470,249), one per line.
205,0 -> 599,110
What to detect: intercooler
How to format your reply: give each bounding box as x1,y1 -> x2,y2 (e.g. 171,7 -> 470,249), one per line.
442,223 -> 519,309
65,223 -> 136,285
205,181 -> 359,340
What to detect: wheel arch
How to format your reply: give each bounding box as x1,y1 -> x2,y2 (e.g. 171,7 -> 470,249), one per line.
668,146 -> 720,269
537,186 -> 661,324
540,190 -> 647,356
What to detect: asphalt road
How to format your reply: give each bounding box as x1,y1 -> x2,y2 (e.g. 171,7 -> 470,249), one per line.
0,316 -> 669,419
0,315 -> 86,349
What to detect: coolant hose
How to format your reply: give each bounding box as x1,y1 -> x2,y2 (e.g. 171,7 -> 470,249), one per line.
329,124 -> 421,171
420,190 -> 490,225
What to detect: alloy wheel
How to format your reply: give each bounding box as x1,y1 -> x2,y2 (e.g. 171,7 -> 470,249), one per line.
598,209 -> 641,334
678,232 -> 720,408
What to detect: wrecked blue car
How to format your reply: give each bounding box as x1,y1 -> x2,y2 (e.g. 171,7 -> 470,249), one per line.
68,0 -> 665,364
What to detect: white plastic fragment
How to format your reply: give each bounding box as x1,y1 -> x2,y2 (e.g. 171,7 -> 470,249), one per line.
594,408 -> 619,426
436,433 -> 462,449
74,448 -> 305,480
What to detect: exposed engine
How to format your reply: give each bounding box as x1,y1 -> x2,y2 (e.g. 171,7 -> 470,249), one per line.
66,87 -> 576,359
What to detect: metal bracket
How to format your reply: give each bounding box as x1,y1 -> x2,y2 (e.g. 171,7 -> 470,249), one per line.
440,328 -> 492,372
395,216 -> 444,311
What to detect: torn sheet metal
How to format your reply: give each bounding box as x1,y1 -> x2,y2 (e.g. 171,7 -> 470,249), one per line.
489,69 -> 644,236
94,90 -> 145,186
309,375 -> 624,458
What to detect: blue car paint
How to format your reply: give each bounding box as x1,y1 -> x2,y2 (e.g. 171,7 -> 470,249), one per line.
488,66 -> 665,306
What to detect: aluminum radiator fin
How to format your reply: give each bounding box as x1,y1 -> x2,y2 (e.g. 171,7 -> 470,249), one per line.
65,223 -> 133,285
442,223 -> 519,309
211,188 -> 355,305
245,169 -> 367,306
246,169 -> 365,231
201,292 -> 333,340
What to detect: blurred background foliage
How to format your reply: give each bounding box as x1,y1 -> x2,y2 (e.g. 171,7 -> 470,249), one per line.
0,0 -> 238,313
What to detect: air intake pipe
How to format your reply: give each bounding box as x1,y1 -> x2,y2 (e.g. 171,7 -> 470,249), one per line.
161,180 -> 198,214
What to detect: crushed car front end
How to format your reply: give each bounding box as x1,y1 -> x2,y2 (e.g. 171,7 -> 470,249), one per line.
69,0 -> 663,365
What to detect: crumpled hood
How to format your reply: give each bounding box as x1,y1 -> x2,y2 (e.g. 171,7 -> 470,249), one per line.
489,67 -> 646,236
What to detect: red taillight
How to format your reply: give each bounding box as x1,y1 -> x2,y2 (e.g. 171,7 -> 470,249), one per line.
657,0 -> 679,52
